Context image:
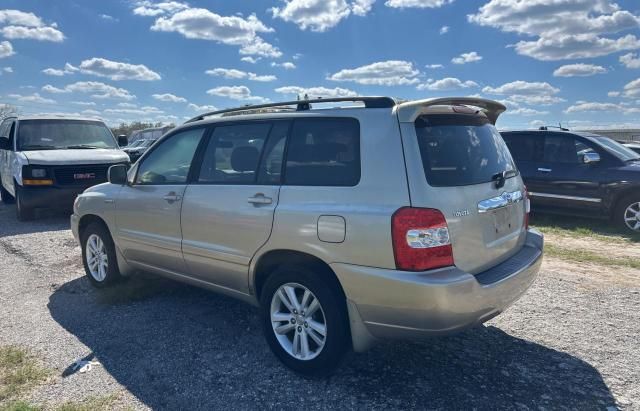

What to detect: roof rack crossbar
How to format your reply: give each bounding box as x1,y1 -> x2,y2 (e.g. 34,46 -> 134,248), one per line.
184,96 -> 396,124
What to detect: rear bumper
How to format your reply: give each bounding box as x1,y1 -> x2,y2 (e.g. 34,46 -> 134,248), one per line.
332,229 -> 543,350
18,185 -> 88,211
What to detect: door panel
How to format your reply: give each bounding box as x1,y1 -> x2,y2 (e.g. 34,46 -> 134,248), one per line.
180,121 -> 285,293
114,127 -> 206,274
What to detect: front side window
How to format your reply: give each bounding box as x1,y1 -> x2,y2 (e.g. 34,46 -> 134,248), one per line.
416,115 -> 516,187
197,123 -> 272,184
135,128 -> 204,184
543,135 -> 585,164
17,120 -> 117,150
284,118 -> 360,186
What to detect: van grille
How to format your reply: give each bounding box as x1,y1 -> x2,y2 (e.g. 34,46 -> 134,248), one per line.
54,165 -> 110,186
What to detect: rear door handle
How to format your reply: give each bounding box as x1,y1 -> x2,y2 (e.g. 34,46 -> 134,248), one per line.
248,193 -> 272,205
537,168 -> 552,173
163,192 -> 182,203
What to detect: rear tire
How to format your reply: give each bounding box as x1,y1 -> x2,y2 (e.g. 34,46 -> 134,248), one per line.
0,179 -> 15,204
15,185 -> 34,221
615,194 -> 640,233
260,264 -> 350,376
80,222 -> 122,288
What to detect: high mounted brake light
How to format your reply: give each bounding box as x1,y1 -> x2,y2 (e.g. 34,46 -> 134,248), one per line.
391,207 -> 454,271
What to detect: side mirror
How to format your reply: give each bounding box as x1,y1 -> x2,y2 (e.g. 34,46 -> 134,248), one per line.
117,135 -> 128,147
108,164 -> 128,185
582,152 -> 600,164
0,136 -> 9,150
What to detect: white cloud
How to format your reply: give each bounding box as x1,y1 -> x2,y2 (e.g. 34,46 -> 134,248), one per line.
241,56 -> 261,64
417,77 -> 478,91
132,1 -> 189,17
500,100 -> 550,116
271,61 -> 296,70
117,102 -> 137,108
72,101 -> 97,106
565,101 -> 640,114
483,80 -> 564,105
385,0 -> 454,8
206,68 -> 277,82
553,63 -> 607,77
152,93 -> 187,103
41,81 -> 136,100
620,52 -> 640,69
206,85 -> 268,102
623,78 -> 640,98
439,25 -> 449,34
7,92 -> 56,104
0,25 -> 64,42
468,0 -> 640,61
275,86 -> 358,98
2,66 -> 12,73
271,0 -> 374,32
451,51 -> 482,65
0,41 -> 14,58
105,106 -> 164,115
188,103 -> 217,111
82,109 -> 101,116
42,63 -> 78,76
99,14 -> 118,22
78,57 -> 161,81
608,91 -> 620,97
0,10 -> 44,27
328,60 -> 420,85
149,8 -> 281,58
425,64 -> 444,69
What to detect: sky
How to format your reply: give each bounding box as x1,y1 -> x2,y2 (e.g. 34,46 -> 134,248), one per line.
0,0 -> 640,130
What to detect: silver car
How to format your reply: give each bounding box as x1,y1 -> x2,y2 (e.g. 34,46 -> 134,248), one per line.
71,97 -> 544,375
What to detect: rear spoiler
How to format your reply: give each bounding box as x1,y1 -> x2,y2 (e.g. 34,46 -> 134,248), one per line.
396,97 -> 507,125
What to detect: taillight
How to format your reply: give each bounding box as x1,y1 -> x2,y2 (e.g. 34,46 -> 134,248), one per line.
391,207 -> 454,271
524,186 -> 530,229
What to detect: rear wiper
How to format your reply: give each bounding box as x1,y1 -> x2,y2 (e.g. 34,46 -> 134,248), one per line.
65,145 -> 101,149
492,169 -> 517,189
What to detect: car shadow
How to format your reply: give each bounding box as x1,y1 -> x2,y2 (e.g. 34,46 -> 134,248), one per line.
0,203 -> 70,238
48,276 -> 616,410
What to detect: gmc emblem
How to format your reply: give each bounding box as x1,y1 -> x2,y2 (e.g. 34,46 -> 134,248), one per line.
74,173 -> 96,180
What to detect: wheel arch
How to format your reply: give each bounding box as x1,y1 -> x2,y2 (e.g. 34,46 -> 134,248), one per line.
611,187 -> 640,216
78,214 -> 110,238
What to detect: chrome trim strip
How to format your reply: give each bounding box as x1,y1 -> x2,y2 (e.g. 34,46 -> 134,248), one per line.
528,192 -> 602,203
478,190 -> 524,213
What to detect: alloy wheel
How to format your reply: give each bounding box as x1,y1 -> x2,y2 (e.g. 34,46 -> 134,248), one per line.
624,202 -> 640,232
85,234 -> 108,282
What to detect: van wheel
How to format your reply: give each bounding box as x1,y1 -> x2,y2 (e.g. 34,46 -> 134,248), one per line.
260,265 -> 349,376
0,180 -> 15,204
15,186 -> 34,221
80,222 -> 122,288
616,194 -> 640,233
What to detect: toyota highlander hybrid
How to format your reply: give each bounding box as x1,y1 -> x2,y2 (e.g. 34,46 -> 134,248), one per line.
71,97 -> 544,375
0,116 -> 130,220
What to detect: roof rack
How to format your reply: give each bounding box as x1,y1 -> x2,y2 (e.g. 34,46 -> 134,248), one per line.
539,124 -> 569,131
184,96 -> 396,124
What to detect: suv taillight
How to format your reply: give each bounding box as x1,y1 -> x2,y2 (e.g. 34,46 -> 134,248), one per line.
524,186 -> 530,229
391,207 -> 454,271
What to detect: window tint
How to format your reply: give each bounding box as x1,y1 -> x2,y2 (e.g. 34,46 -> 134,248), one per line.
257,122 -> 289,184
415,115 -> 516,187
136,128 -> 204,184
502,133 -> 540,162
543,135 -> 583,164
197,123 -> 272,184
285,118 -> 360,186
0,119 -> 9,138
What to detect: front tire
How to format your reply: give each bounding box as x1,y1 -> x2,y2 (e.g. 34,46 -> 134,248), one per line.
260,265 -> 350,376
15,185 -> 34,221
80,222 -> 122,288
615,194 -> 640,234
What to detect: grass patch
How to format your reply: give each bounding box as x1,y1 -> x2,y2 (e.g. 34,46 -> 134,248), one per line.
0,347 -> 49,403
545,243 -> 640,270
530,214 -> 640,243
0,401 -> 42,411
55,394 -> 119,411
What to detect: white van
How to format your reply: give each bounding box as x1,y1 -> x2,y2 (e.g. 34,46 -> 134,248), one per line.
0,116 -> 130,220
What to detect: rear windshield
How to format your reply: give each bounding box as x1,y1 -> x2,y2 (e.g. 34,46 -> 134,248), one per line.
17,120 -> 117,151
415,114 -> 516,187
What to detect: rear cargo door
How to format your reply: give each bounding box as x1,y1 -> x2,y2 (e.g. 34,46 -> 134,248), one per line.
398,113 -> 527,274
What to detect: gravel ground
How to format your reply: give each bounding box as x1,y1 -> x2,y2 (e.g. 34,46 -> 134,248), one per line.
0,202 -> 638,410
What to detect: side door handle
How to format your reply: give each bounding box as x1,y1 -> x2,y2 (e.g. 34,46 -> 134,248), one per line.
163,192 -> 182,203
248,193 -> 272,205
537,167 -> 552,173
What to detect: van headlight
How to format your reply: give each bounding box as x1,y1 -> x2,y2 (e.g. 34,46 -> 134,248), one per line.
31,168 -> 47,178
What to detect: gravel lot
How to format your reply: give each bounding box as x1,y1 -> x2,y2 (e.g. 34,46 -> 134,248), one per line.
0,202 -> 638,410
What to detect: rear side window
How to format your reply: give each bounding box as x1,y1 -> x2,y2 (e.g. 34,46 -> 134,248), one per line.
502,133 -> 541,162
284,118 -> 360,186
415,114 -> 516,187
